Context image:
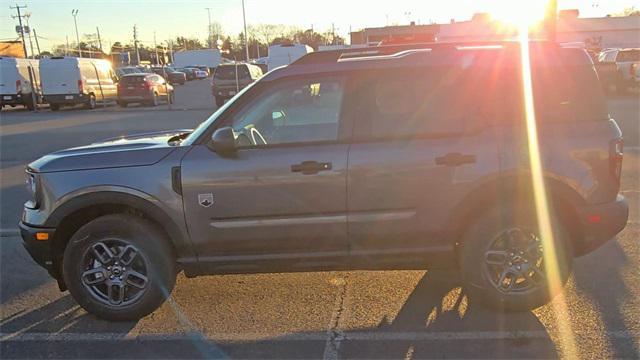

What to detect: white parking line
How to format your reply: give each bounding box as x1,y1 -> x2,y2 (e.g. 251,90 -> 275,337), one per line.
1,330 -> 639,342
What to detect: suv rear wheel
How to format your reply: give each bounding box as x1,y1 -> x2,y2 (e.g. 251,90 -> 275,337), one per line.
460,203 -> 572,311
62,214 -> 176,321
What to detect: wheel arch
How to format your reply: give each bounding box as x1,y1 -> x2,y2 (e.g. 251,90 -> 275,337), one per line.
448,173 -> 586,255
46,189 -> 193,288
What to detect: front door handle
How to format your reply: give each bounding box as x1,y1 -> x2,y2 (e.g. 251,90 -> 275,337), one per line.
435,153 -> 476,167
291,161 -> 332,175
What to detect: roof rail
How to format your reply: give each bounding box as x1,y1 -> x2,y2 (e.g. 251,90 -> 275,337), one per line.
292,40 -> 553,66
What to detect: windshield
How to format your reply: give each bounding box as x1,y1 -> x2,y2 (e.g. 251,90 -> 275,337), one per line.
182,79 -> 259,145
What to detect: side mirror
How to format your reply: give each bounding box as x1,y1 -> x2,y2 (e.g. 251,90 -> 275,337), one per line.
210,127 -> 236,154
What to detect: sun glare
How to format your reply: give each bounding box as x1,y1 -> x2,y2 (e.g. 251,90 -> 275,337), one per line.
516,20 -> 578,358
489,0 -> 549,27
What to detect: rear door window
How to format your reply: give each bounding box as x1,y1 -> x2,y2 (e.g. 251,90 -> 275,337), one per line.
353,65 -> 507,141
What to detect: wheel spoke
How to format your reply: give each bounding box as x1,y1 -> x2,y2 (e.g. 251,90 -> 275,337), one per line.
91,242 -> 116,265
125,270 -> 148,289
485,250 -> 509,266
107,283 -> 125,305
81,267 -> 107,286
119,245 -> 139,266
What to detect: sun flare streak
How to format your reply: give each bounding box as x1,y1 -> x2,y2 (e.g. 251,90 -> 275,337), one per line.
517,23 -> 578,358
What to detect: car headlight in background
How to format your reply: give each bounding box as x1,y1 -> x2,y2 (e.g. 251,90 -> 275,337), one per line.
25,172 -> 38,209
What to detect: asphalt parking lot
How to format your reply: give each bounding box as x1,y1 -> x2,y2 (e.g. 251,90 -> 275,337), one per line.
1,79 -> 639,359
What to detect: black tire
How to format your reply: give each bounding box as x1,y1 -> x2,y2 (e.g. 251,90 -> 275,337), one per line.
117,101 -> 128,108
63,214 -> 176,321
50,103 -> 61,111
215,96 -> 225,107
460,202 -> 573,311
86,94 -> 97,109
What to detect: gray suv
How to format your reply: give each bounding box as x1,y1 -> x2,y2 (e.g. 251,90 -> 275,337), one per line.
20,41 -> 629,321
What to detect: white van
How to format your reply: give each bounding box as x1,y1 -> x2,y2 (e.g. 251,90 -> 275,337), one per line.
0,57 -> 40,110
267,44 -> 313,71
40,57 -> 117,110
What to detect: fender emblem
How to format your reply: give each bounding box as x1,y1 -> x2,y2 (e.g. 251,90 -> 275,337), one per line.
198,193 -> 214,208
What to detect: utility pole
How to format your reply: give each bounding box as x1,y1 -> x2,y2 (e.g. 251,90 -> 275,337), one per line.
10,4 -> 29,58
242,0 -> 249,61
72,9 -> 81,57
153,31 -> 159,65
205,7 -> 212,48
23,12 -> 35,58
133,24 -> 140,65
33,28 -> 41,56
66,35 -> 69,56
96,27 -> 103,54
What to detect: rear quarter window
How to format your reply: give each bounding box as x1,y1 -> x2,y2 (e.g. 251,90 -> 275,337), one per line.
617,50 -> 640,62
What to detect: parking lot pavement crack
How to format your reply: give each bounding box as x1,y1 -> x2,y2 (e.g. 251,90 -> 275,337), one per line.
323,275 -> 349,360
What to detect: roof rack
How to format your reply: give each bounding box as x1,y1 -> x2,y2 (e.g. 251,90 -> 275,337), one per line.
292,40 -> 554,66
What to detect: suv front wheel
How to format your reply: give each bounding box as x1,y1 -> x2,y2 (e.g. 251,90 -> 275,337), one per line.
460,203 -> 573,311
63,214 -> 176,321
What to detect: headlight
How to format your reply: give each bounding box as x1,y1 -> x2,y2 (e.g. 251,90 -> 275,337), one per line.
25,172 -> 38,209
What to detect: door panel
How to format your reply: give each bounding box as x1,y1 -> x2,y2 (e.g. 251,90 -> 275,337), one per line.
347,65 -> 503,254
181,144 -> 349,258
348,136 -> 498,253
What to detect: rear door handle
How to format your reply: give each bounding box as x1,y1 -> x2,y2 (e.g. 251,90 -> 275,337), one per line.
435,153 -> 476,167
291,161 -> 332,175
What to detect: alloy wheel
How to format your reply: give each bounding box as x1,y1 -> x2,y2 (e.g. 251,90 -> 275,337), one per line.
483,227 -> 546,294
80,239 -> 150,307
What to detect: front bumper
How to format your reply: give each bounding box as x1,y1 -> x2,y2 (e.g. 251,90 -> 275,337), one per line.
575,195 -> 629,256
19,222 -> 56,274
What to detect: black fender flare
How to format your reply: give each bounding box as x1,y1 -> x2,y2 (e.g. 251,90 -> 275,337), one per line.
46,190 -> 195,259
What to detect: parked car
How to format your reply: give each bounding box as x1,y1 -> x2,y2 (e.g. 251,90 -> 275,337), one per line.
597,48 -> 640,93
19,42 -> 628,321
40,57 -> 118,111
151,66 -> 186,85
211,63 -> 262,107
194,65 -> 211,76
177,67 -> 197,81
116,73 -> 174,107
0,57 -> 41,110
186,67 -> 208,79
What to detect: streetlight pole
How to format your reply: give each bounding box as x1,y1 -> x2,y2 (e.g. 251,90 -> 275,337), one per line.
242,0 -> 249,62
72,9 -> 82,58
205,7 -> 212,48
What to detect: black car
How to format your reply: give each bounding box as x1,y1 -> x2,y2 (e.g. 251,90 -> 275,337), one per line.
177,67 -> 197,81
151,67 -> 186,85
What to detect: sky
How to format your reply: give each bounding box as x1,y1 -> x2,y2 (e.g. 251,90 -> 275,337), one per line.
1,0 -> 639,52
